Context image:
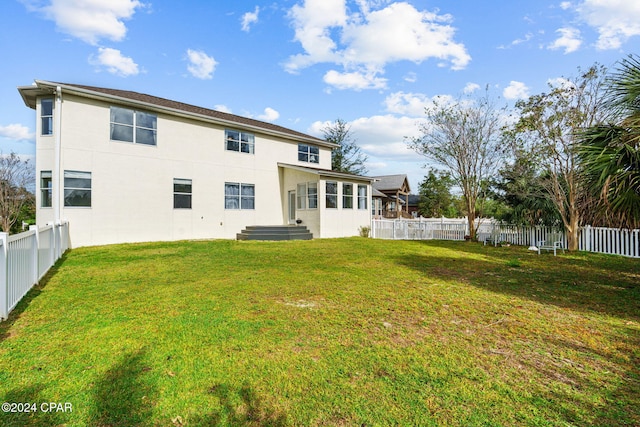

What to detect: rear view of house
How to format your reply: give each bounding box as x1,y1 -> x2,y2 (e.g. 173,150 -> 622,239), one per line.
19,81 -> 373,247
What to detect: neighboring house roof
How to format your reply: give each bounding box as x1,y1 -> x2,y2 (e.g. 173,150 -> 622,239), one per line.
278,163 -> 375,182
372,188 -> 387,198
18,80 -> 335,148
371,174 -> 411,193
408,195 -> 421,206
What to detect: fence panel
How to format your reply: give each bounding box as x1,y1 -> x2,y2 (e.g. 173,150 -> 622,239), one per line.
1,222 -> 70,321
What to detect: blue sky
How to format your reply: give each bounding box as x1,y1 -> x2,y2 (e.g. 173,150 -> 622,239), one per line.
1,0 -> 639,190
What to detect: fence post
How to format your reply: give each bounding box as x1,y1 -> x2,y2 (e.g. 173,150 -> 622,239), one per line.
29,225 -> 39,284
0,233 -> 8,321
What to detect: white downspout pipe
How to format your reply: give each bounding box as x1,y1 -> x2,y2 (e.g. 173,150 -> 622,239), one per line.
53,86 -> 62,226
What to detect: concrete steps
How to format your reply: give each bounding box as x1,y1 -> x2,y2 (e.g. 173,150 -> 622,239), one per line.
236,225 -> 313,241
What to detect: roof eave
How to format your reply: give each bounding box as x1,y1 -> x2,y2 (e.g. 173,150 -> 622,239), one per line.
25,80 -> 337,148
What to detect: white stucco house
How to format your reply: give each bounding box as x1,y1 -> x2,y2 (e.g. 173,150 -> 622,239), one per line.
18,80 -> 374,247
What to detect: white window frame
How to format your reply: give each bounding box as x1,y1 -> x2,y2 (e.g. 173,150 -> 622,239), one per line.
342,183 -> 353,209
40,170 -> 52,208
174,178 -> 192,209
225,182 -> 255,210
110,106 -> 157,146
326,181 -> 338,209
64,170 -> 92,207
225,129 -> 255,154
358,185 -> 368,210
41,98 -> 53,136
298,144 -> 319,164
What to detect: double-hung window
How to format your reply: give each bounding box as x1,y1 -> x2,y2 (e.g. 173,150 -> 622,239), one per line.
41,171 -> 52,208
41,98 -> 53,135
110,106 -> 157,145
296,183 -> 307,209
298,144 -> 319,163
225,183 -> 255,209
307,182 -> 318,209
358,185 -> 368,210
64,170 -> 91,207
342,183 -> 353,209
326,181 -> 338,209
174,179 -> 192,209
225,130 -> 255,154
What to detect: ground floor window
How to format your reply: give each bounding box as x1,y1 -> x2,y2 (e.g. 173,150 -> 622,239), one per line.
225,182 -> 255,209
64,170 -> 91,207
174,178 -> 192,209
326,181 -> 338,209
342,183 -> 353,209
296,182 -> 318,210
358,185 -> 367,210
41,170 -> 52,208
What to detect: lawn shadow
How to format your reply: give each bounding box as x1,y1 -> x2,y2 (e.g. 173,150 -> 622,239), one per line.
0,252 -> 69,343
394,240 -> 640,321
90,349 -> 157,426
0,383 -> 68,427
192,382 -> 287,426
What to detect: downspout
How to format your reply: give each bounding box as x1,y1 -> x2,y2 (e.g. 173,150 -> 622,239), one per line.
53,86 -> 62,225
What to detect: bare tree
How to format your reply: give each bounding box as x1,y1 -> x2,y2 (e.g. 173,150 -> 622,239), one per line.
0,152 -> 35,233
507,65 -> 607,250
408,93 -> 504,239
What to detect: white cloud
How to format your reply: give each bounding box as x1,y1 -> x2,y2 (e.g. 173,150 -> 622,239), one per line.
0,124 -> 34,141
241,6 -> 260,32
22,0 -> 143,45
186,49 -> 217,80
463,82 -> 480,94
323,69 -> 387,90
257,107 -> 280,122
384,91 -> 455,116
90,47 -> 139,76
214,104 -> 232,114
548,27 -> 582,53
560,2 -> 572,10
286,0 -> 470,90
503,81 -> 530,100
403,72 -> 417,83
575,0 -> 640,50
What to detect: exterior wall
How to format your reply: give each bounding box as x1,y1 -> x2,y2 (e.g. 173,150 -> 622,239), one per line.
35,93 -> 335,247
318,179 -> 371,238
280,168 -> 321,237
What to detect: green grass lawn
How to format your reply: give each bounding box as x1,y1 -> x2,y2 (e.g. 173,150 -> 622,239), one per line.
0,238 -> 638,426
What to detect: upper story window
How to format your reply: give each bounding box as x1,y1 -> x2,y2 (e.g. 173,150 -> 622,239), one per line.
41,98 -> 53,135
110,106 -> 157,146
298,144 -> 319,164
225,130 -> 254,154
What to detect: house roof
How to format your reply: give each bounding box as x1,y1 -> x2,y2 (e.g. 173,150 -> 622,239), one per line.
278,163 -> 375,183
18,80 -> 335,148
371,174 -> 411,193
372,188 -> 387,198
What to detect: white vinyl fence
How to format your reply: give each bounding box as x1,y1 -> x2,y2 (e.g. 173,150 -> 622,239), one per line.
371,218 -> 640,259
0,222 -> 70,320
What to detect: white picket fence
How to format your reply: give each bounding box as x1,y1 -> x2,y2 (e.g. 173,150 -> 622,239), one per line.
0,222 -> 70,320
371,218 -> 640,259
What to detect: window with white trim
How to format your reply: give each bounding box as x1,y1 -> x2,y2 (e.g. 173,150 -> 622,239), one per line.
225,130 -> 255,154
41,170 -> 52,208
308,182 -> 318,209
225,183 -> 255,209
357,185 -> 368,210
298,144 -> 319,163
41,98 -> 53,136
64,170 -> 91,207
342,183 -> 353,209
174,178 -> 192,209
296,183 -> 306,209
110,106 -> 157,145
326,181 -> 338,209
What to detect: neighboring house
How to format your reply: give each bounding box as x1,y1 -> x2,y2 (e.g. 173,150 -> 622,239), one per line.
407,194 -> 422,218
371,174 -> 411,219
18,81 -> 374,247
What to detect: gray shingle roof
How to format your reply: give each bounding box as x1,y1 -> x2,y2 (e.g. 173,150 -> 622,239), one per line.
371,174 -> 410,192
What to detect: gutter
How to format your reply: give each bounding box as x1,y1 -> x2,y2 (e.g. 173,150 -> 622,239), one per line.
54,86 -> 62,225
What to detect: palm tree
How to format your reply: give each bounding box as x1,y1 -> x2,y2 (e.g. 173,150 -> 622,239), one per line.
578,55 -> 640,229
